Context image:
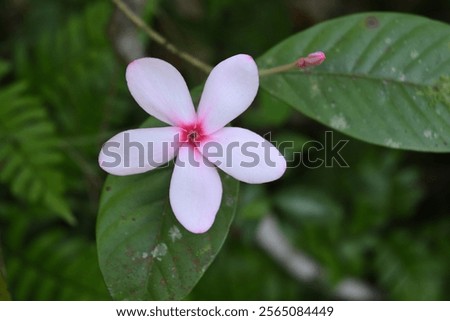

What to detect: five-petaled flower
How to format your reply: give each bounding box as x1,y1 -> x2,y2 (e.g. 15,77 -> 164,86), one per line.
99,54 -> 286,233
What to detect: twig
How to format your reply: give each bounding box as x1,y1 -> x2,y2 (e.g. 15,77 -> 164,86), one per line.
259,62 -> 297,77
111,0 -> 212,74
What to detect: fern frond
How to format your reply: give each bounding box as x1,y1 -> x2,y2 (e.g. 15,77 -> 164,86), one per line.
14,1 -> 129,137
3,216 -> 109,300
0,64 -> 74,224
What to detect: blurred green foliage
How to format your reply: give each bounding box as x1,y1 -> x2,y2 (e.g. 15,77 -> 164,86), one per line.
0,0 -> 449,300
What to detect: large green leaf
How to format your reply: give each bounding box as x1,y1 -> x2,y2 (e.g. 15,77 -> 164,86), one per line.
258,13 -> 450,152
97,119 -> 239,300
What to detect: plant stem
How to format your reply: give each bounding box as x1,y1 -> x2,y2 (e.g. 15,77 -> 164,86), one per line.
111,0 -> 212,74
259,62 -> 297,77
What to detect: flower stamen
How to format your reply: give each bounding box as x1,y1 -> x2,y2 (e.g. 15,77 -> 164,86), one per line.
180,123 -> 204,148
188,130 -> 198,142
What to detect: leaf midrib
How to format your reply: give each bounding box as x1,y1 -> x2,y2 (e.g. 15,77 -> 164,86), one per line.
271,69 -> 437,89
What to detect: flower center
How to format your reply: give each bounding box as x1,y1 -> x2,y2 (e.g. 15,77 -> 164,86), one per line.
187,130 -> 199,143
180,123 -> 205,148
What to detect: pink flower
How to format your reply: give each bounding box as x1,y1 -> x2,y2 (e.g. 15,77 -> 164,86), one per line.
99,55 -> 286,233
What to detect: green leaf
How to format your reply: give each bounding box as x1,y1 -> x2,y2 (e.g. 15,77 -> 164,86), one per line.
97,171 -> 239,300
258,13 -> 450,152
97,119 -> 239,300
44,192 -> 76,226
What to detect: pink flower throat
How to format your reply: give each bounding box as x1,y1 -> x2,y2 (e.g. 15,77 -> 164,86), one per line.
180,123 -> 206,147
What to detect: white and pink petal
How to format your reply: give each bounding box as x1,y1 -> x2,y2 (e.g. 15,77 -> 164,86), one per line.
200,127 -> 286,184
98,127 -> 180,176
126,58 -> 197,126
169,146 -> 222,233
197,54 -> 259,134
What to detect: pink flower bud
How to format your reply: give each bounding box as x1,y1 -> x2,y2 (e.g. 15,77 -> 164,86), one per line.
296,51 -> 326,69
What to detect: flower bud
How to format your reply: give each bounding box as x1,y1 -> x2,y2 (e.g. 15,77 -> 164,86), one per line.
296,51 -> 326,69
